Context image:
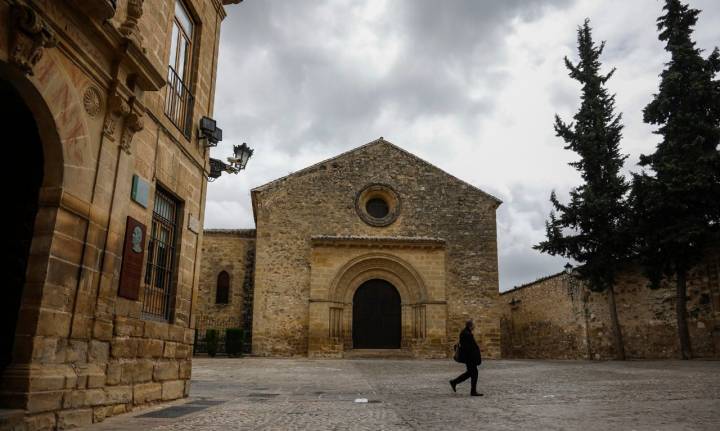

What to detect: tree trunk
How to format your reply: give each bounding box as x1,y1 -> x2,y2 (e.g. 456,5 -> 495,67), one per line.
607,284 -> 626,360
676,270 -> 692,359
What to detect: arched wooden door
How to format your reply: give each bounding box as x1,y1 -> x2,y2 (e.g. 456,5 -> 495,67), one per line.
352,279 -> 401,349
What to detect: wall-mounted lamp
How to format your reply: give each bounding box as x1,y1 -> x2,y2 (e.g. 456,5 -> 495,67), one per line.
199,116 -> 223,147
207,143 -> 254,182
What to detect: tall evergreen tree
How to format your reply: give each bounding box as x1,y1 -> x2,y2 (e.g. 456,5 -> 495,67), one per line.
630,0 -> 720,359
535,19 -> 630,360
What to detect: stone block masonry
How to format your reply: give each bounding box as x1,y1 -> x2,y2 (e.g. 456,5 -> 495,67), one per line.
501,250 -> 720,359
195,230 -> 256,343
0,0 -> 238,429
249,139 -> 502,359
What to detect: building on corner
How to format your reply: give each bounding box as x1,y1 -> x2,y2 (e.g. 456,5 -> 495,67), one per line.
2,0 -> 240,429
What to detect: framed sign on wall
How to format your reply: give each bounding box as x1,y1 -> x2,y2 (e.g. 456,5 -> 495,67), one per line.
118,216 -> 147,300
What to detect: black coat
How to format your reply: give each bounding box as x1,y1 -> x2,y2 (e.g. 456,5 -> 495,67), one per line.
458,328 -> 482,365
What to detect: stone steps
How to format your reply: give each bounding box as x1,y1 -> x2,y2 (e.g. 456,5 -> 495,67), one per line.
344,349 -> 414,359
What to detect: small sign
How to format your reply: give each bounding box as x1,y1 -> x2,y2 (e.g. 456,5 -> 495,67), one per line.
188,214 -> 201,234
118,216 -> 146,300
131,174 -> 149,208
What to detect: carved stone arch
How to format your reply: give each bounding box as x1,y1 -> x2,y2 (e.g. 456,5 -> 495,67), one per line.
1,57 -> 68,381
26,50 -> 94,198
0,60 -> 63,189
329,253 -> 428,305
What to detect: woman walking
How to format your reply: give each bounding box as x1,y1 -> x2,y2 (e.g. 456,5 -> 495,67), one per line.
449,319 -> 483,396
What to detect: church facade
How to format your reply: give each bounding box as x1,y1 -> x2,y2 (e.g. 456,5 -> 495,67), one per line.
197,139 -> 503,358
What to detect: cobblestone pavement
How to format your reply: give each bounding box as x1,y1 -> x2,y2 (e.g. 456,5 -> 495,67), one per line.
82,358 -> 720,431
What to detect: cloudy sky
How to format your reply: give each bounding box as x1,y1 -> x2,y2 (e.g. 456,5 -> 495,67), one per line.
205,0 -> 720,292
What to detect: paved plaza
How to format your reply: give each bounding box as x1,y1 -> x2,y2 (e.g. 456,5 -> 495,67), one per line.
83,358 -> 720,430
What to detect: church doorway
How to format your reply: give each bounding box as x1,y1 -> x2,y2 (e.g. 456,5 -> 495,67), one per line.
352,279 -> 401,349
1,78 -> 44,375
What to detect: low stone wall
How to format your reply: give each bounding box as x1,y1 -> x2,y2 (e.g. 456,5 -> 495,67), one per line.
501,251 -> 720,359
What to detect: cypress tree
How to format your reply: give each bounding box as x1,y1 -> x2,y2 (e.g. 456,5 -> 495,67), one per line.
630,0 -> 720,359
535,19 -> 630,360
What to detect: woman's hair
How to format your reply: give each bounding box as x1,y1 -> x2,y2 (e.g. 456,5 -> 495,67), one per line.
465,319 -> 474,329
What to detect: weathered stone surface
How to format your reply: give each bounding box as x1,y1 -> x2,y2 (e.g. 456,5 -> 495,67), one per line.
26,391 -> 63,413
93,319 -> 114,341
110,338 -> 138,358
196,231 -> 255,340
161,380 -> 185,400
56,408 -> 93,429
114,317 -> 143,337
132,382 -> 161,405
23,412 -> 56,431
143,321 -> 169,340
103,385 -> 132,405
501,249 -> 720,359
198,140 -> 502,359
88,340 -> 110,363
62,388 -> 106,409
0,0 -> 233,425
138,339 -> 164,358
153,362 -> 179,381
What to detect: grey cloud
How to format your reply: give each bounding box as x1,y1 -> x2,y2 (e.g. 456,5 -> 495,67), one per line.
207,0 -> 720,293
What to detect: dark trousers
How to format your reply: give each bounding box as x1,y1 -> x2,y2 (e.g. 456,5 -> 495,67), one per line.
452,362 -> 478,393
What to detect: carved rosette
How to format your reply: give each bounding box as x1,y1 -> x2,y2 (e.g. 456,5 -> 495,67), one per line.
9,1 -> 58,75
83,86 -> 103,117
119,0 -> 144,47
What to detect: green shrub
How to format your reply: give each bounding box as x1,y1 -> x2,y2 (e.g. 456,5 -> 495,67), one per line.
225,328 -> 244,356
206,329 -> 219,357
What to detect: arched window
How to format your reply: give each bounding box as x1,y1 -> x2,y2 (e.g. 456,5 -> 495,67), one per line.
216,271 -> 230,304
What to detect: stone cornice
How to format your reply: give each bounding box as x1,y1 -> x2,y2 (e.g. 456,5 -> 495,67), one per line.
311,236 -> 446,249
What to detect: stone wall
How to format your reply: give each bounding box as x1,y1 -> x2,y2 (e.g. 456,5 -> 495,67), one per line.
501,250 -> 720,359
195,230 -> 256,338
0,1 -> 235,429
251,139 -> 502,358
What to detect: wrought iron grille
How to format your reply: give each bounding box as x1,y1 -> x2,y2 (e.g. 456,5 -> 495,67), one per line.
142,188 -> 179,320
164,65 -> 194,138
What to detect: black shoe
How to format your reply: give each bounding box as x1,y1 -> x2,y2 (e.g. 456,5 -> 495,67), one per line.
471,392 -> 483,397
449,380 -> 457,393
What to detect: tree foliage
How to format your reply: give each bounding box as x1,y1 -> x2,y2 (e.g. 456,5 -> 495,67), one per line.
631,0 -> 720,288
535,19 -> 631,293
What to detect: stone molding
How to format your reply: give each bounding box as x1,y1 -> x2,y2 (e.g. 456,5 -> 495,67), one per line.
311,236 -> 446,249
8,0 -> 57,75
355,183 -> 401,227
103,88 -> 145,154
325,252 -> 431,305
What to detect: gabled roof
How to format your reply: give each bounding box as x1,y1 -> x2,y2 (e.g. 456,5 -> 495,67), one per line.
251,137 -> 503,205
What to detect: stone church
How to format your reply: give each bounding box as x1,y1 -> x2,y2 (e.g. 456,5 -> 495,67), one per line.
197,138 -> 503,358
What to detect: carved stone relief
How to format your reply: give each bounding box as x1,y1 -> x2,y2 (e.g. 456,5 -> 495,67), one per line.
83,85 -> 103,117
8,1 -> 57,75
119,0 -> 145,47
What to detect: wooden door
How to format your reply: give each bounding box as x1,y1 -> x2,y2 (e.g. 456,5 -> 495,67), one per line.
352,279 -> 401,349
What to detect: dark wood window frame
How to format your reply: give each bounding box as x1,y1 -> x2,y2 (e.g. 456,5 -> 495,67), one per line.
164,0 -> 196,138
216,270 -> 230,304
142,187 -> 181,321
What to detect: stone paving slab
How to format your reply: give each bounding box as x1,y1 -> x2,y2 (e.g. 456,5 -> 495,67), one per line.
80,358 -> 720,430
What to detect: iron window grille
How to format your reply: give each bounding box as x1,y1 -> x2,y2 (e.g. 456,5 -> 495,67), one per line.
165,66 -> 194,138
142,188 -> 179,321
